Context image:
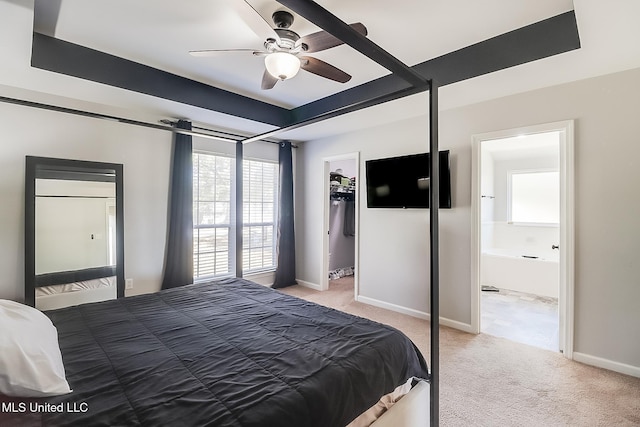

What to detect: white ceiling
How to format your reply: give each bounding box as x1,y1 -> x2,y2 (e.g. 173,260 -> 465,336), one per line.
49,0 -> 574,108
5,0 -> 640,142
483,132 -> 560,162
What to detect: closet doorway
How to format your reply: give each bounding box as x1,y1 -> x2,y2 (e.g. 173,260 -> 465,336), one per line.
321,153 -> 359,297
471,121 -> 575,357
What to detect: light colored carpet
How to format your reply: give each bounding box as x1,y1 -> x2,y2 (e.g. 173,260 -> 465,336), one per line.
279,278 -> 640,426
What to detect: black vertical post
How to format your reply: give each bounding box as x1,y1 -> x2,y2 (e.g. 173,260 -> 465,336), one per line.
24,157 -> 36,306
429,79 -> 440,427
115,164 -> 125,298
236,142 -> 243,278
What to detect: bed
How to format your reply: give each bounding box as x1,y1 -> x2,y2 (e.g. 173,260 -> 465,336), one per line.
1,278 -> 428,426
35,276 -> 117,311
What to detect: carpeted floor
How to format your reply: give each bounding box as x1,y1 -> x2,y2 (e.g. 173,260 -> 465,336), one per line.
279,278 -> 640,426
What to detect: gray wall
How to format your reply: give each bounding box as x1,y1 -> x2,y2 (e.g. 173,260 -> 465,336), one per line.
295,67 -> 640,371
0,101 -> 280,301
0,101 -> 172,301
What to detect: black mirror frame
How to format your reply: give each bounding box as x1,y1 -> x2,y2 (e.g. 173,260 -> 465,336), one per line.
24,156 -> 125,307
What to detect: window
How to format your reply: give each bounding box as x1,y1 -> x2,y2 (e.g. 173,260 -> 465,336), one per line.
193,152 -> 233,278
243,159 -> 277,272
509,170 -> 559,224
193,152 -> 277,280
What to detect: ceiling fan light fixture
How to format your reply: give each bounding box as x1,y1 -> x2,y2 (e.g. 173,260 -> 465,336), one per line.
265,52 -> 300,81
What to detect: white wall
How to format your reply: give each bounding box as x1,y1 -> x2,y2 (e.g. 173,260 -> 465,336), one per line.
483,153 -> 560,258
491,155 -> 559,222
296,115 -> 471,324
329,159 -> 357,178
36,196 -> 113,274
0,101 -> 172,301
35,180 -> 117,274
295,66 -> 640,370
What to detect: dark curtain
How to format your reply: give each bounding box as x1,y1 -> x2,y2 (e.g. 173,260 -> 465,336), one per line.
343,200 -> 356,237
272,141 -> 297,289
161,120 -> 193,289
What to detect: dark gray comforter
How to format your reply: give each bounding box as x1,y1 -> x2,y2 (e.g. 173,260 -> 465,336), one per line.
6,278 -> 428,426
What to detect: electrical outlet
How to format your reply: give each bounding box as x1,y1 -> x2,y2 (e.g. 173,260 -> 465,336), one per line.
125,278 -> 133,290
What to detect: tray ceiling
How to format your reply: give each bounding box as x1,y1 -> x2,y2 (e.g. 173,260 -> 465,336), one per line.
12,0 -> 639,140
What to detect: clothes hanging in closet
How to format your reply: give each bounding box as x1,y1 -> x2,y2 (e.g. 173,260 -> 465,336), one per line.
329,200 -> 355,272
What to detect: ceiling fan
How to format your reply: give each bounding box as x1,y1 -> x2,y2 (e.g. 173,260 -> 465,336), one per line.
189,8 -> 367,90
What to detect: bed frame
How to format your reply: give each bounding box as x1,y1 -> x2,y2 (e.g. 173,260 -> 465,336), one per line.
0,0 -> 586,423
15,2 -> 442,424
268,4 -> 441,422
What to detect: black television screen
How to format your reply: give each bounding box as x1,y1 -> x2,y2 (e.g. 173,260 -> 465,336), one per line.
365,150 -> 451,209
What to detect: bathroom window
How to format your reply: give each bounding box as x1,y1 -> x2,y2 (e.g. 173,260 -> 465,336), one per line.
508,170 -> 559,225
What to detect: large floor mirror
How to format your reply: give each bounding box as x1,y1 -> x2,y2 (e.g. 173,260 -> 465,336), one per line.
25,156 -> 124,310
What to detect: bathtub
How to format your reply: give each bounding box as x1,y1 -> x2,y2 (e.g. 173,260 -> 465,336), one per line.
480,248 -> 559,298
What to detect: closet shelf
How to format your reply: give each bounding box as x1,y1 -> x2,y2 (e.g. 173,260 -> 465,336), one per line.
330,183 -> 355,193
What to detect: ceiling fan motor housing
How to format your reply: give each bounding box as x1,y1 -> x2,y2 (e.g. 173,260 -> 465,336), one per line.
272,10 -> 294,28
274,28 -> 300,49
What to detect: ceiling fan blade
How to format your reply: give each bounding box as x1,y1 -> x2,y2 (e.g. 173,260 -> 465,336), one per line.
261,70 -> 279,90
298,23 -> 367,53
189,49 -> 263,57
300,56 -> 351,83
226,0 -> 280,43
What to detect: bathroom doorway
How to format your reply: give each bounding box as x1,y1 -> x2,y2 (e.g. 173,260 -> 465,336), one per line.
471,121 -> 574,357
321,153 -> 359,297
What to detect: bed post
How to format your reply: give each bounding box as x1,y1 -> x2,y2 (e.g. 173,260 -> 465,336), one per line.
428,79 -> 440,427
236,142 -> 243,278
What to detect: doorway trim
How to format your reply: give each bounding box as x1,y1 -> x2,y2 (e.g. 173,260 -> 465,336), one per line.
321,152 -> 360,299
470,120 -> 575,358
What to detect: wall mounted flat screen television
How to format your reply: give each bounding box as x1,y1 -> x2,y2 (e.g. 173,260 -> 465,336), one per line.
366,150 -> 452,209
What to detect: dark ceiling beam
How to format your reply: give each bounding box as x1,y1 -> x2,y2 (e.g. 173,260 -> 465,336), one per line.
28,3 -> 579,142
32,0 -> 61,36
30,33 -> 290,128
291,73 -> 412,125
242,83 -> 427,143
413,10 -> 580,87
290,10 -> 580,127
275,0 -> 427,88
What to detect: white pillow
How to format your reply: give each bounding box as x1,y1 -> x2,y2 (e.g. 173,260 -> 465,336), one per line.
0,299 -> 72,397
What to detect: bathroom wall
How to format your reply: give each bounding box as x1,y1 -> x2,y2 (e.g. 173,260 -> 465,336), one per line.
482,135 -> 560,259
480,147 -> 495,251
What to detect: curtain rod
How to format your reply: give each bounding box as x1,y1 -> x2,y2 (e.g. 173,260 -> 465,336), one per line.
0,95 -> 296,147
160,120 -> 296,148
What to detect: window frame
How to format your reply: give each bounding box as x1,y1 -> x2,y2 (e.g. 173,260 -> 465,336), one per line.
242,157 -> 279,274
192,151 -> 279,282
193,151 -> 236,280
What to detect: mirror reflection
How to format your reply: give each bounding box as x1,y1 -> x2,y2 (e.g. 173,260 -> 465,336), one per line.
36,179 -> 117,274
25,157 -> 124,310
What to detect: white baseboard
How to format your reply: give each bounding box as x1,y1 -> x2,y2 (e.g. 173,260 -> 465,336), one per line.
245,271 -> 275,286
573,352 -> 640,378
357,295 -> 429,319
295,279 -> 322,291
439,317 -> 476,334
356,295 -> 475,334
